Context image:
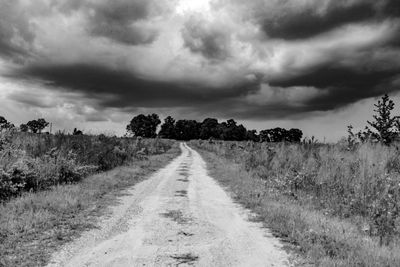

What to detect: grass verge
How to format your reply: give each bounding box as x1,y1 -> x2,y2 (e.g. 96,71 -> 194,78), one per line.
197,148 -> 400,267
0,143 -> 180,267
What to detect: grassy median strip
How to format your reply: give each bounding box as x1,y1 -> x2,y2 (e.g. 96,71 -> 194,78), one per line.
0,144 -> 180,267
197,148 -> 400,267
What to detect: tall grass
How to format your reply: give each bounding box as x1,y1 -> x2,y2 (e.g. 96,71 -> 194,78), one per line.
0,130 -> 179,266
0,145 -> 180,266
0,130 -> 174,201
191,140 -> 400,265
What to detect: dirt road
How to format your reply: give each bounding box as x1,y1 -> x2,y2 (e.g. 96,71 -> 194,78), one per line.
47,143 -> 291,267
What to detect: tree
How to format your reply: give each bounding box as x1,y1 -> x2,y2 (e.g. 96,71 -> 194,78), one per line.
262,128 -> 287,142
0,116 -> 14,131
259,129 -> 271,142
199,118 -> 220,140
26,118 -> 49,133
246,129 -> 259,142
0,116 -> 7,128
174,120 -> 200,140
219,119 -> 247,141
259,127 -> 301,143
367,94 -> 398,144
286,128 -> 303,142
158,116 -> 176,139
20,124 -> 29,132
126,114 -> 161,138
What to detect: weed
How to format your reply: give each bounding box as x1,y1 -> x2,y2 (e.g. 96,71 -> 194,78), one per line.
170,253 -> 199,265
175,190 -> 188,197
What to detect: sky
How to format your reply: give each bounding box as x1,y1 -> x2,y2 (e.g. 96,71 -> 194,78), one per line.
0,0 -> 399,141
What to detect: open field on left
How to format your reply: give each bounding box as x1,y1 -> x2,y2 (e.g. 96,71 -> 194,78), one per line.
0,131 -> 179,267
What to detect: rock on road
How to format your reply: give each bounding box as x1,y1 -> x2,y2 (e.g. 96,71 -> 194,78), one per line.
47,143 -> 291,267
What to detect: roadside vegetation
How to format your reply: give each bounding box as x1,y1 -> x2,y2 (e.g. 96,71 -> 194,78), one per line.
191,94 -> 400,266
0,130 -> 174,201
192,141 -> 400,266
0,129 -> 179,266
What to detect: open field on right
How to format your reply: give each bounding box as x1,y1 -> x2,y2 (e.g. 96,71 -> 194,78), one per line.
192,140 -> 400,266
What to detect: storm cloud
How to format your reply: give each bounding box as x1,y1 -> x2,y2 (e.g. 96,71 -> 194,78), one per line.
86,0 -> 168,45
1,0 -> 400,123
259,1 -> 398,40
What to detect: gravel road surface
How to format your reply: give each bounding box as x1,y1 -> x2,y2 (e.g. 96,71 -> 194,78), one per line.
47,143 -> 290,267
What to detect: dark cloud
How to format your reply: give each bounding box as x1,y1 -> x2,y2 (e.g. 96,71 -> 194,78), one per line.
382,0 -> 400,17
262,1 -> 377,40
86,0 -> 166,45
14,63 -> 258,109
267,65 -> 400,113
14,61 -> 400,121
256,0 -> 400,40
270,66 -> 399,90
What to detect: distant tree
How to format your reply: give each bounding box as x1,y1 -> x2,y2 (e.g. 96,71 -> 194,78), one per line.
20,124 -> 29,132
246,129 -> 259,142
259,129 -> 271,142
27,118 -> 49,133
285,128 -> 303,142
219,119 -> 247,141
0,116 -> 14,131
126,114 -> 161,138
0,116 -> 7,128
199,118 -> 220,140
159,116 -> 176,139
73,128 -> 83,135
261,128 -> 287,142
366,94 -> 398,144
259,128 -> 301,143
175,120 -> 200,140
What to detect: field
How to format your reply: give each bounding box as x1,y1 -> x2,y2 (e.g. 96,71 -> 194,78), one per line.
191,140 -> 400,266
0,131 -> 179,266
2,129 -> 400,266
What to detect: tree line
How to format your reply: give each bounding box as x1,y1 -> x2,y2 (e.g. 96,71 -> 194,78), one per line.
0,117 -> 49,134
126,114 -> 303,142
0,114 -> 304,142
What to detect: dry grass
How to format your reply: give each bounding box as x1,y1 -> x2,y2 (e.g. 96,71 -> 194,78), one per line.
170,253 -> 199,265
0,131 -> 174,201
0,143 -> 180,267
193,141 -> 400,266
